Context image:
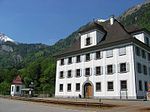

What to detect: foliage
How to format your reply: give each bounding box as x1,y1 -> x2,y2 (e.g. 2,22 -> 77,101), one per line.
120,3 -> 150,31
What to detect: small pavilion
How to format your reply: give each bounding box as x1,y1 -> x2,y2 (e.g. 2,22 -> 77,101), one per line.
10,75 -> 24,96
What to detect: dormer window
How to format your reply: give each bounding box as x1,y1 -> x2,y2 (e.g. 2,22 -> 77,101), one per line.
85,37 -> 91,46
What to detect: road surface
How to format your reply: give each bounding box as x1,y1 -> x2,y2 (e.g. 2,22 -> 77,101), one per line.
1,97 -> 150,112
0,98 -> 83,112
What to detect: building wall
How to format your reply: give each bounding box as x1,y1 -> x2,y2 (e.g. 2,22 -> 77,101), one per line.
11,84 -> 24,96
133,44 -> 150,98
55,44 -> 138,99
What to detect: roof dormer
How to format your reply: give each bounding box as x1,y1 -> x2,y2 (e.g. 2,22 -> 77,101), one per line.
79,22 -> 106,49
131,29 -> 150,47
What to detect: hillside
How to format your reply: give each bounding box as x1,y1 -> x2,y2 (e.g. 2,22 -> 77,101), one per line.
0,0 -> 150,95
120,0 -> 150,31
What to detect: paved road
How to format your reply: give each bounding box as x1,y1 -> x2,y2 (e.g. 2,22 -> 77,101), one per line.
0,98 -> 83,112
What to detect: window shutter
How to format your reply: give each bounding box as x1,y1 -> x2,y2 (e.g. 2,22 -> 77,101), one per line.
80,69 -> 82,76
101,66 -> 103,75
75,70 -> 77,77
100,52 -> 103,59
63,59 -> 65,65
84,55 -> 86,62
113,64 -> 116,73
84,69 -> 85,76
94,53 -> 96,60
90,37 -> 92,44
72,70 -> 74,77
72,57 -> 74,63
94,67 -> 96,75
126,62 -> 130,72
80,56 -> 82,62
84,37 -> 86,46
105,66 -> 108,74
141,64 -> 143,73
118,64 -> 120,73
90,53 -> 92,60
59,60 -> 61,66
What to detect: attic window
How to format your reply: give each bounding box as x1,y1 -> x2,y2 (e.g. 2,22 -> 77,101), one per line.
85,37 -> 91,46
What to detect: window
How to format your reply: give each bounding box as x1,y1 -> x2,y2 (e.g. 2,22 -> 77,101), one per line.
68,57 -> 72,64
76,83 -> 80,91
120,63 -> 127,73
96,82 -> 101,91
95,66 -> 102,75
106,50 -> 113,58
16,86 -> 20,92
85,68 -> 90,76
85,37 -> 91,46
67,83 -> 71,91
76,69 -> 81,77
143,65 -> 147,75
119,47 -> 126,56
107,82 -> 114,91
85,53 -> 90,61
145,81 -> 148,91
107,65 -> 113,74
60,59 -> 64,65
59,84 -> 63,92
142,50 -> 146,59
96,51 -> 102,59
76,55 -> 81,63
145,37 -> 149,46
67,70 -> 72,78
148,53 -> 150,61
59,71 -> 64,78
137,63 -> 142,73
139,80 -> 143,91
120,80 -> 127,90
135,46 -> 141,56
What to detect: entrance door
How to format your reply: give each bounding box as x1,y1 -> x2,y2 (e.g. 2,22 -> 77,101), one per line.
84,83 -> 93,98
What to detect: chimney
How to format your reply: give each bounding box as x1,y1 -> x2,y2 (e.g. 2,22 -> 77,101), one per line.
110,15 -> 115,25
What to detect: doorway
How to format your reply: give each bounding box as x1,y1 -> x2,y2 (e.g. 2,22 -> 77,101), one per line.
84,83 -> 93,98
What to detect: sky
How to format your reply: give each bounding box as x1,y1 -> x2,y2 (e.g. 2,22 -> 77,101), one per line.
0,0 -> 145,45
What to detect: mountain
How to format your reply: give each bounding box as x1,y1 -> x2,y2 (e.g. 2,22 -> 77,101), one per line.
0,0 -> 150,94
0,41 -> 51,69
0,33 -> 15,44
119,0 -> 150,30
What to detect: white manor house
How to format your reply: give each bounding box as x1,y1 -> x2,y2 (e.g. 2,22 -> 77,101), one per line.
55,17 -> 150,99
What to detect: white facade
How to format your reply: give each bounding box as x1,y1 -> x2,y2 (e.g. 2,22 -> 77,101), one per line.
55,21 -> 150,99
11,84 -> 24,96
